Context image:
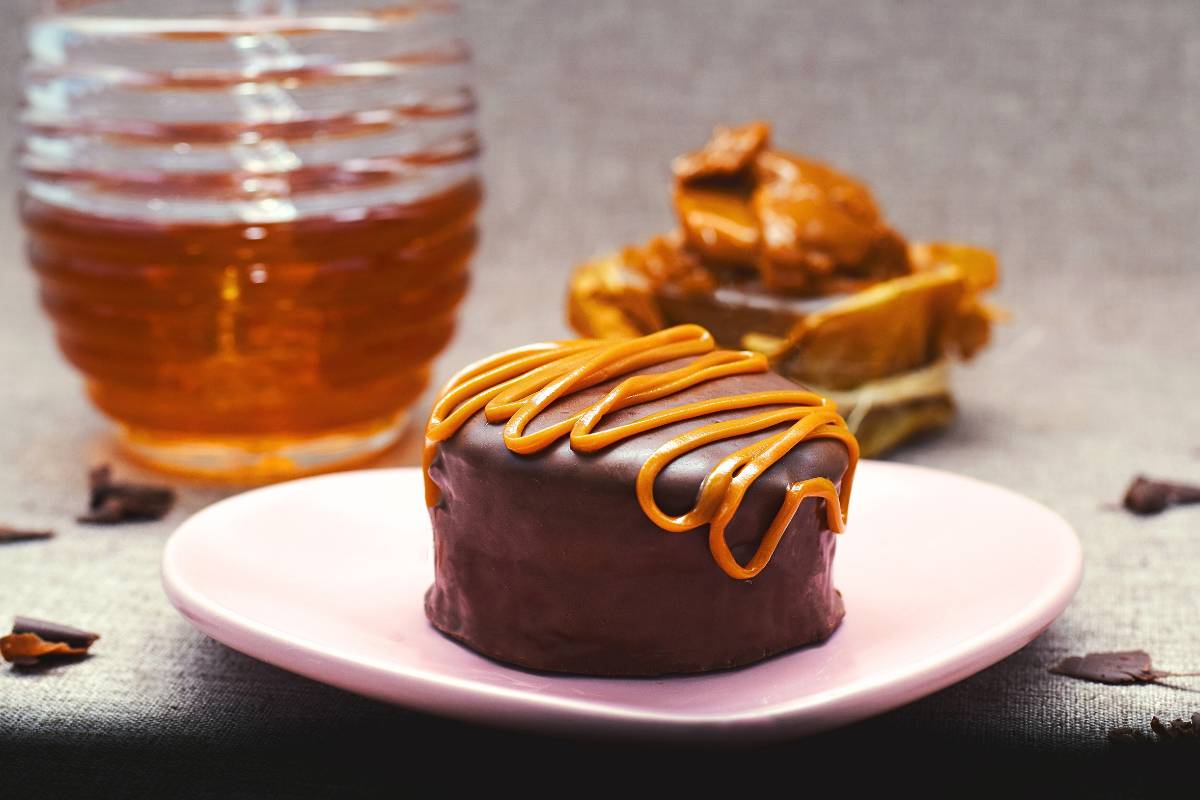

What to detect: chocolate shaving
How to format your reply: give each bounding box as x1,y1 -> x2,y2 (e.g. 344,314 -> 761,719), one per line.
78,464 -> 175,524
1,616 -> 100,666
1050,650 -> 1172,685
13,616 -> 100,649
0,525 -> 54,543
0,633 -> 88,666
1122,475 -> 1200,516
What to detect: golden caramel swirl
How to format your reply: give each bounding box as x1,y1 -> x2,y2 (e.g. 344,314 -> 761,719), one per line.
423,324 -> 859,579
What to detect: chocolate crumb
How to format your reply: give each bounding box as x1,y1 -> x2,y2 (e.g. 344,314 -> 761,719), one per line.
1109,713 -> 1200,747
0,525 -> 54,544
78,464 -> 175,524
1,616 -> 100,666
1151,714 -> 1199,743
1123,475 -> 1200,516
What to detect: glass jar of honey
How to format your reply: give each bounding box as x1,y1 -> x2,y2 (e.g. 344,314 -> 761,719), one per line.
19,1 -> 480,480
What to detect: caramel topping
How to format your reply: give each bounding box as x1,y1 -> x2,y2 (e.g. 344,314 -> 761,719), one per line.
671,122 -> 910,293
673,187 -> 760,265
424,324 -> 858,579
754,152 -> 888,274
672,121 -> 770,183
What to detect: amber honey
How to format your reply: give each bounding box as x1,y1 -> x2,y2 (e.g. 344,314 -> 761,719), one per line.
20,1 -> 480,478
22,181 -> 480,478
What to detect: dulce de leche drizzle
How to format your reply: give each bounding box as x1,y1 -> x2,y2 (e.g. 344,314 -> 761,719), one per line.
423,324 -> 859,579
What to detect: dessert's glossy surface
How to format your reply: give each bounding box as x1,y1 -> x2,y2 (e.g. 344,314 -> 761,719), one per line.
423,325 -> 857,675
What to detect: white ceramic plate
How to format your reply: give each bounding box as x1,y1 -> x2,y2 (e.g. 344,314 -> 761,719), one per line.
162,462 -> 1082,742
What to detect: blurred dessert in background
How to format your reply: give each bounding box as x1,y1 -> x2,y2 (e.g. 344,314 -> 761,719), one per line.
568,122 -> 1000,456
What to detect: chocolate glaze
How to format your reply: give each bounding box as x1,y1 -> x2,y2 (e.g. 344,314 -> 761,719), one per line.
425,358 -> 850,676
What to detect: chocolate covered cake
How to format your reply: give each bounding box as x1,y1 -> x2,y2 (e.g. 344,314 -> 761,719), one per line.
423,324 -> 858,676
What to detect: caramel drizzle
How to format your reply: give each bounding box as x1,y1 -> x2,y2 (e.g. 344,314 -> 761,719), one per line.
423,325 -> 859,579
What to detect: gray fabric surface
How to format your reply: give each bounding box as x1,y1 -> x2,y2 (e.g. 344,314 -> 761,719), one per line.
2,0 -> 1199,787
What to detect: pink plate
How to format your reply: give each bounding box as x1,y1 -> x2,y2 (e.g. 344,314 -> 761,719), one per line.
162,462 -> 1081,742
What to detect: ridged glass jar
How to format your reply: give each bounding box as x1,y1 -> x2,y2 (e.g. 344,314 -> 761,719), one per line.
19,0 -> 480,480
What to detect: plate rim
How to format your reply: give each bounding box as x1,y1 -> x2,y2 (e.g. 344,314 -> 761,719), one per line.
161,461 -> 1083,741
